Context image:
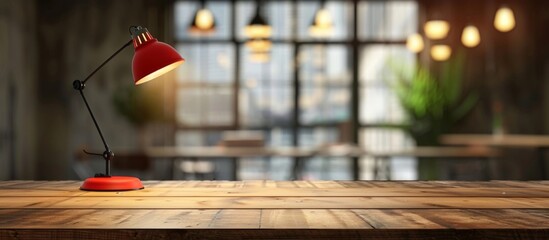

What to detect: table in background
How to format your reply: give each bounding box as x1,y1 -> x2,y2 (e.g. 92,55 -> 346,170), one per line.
441,134 -> 549,179
1,180 -> 548,239
86,146 -> 500,180
125,146 -> 497,180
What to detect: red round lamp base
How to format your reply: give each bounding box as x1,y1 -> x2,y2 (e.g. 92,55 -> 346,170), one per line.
80,176 -> 144,191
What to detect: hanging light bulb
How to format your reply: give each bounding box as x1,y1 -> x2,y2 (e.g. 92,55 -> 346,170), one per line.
309,1 -> 333,38
430,45 -> 452,61
188,2 -> 216,34
424,20 -> 450,40
461,25 -> 481,47
406,33 -> 424,53
494,6 -> 515,32
245,39 -> 272,52
245,3 -> 272,39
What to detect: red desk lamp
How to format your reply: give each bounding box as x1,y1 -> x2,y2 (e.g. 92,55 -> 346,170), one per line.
74,26 -> 184,191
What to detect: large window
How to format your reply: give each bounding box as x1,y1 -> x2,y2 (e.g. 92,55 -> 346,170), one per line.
173,0 -> 418,180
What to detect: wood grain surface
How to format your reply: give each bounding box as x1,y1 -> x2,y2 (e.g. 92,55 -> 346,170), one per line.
0,180 -> 548,239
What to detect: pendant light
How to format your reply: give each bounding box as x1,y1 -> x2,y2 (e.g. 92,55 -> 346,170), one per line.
424,20 -> 450,40
309,0 -> 333,38
430,44 -> 452,61
245,0 -> 272,62
189,0 -> 216,34
461,25 -> 481,47
245,39 -> 272,52
494,6 -> 516,32
406,33 -> 424,53
245,1 -> 272,39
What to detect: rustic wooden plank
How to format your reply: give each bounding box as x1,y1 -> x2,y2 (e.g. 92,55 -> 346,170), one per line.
311,181 -> 344,188
492,181 -> 549,188
0,209 -> 220,229
0,189 -> 85,197
337,181 -> 367,188
293,181 -> 316,188
216,181 -> 233,188
260,209 -> 372,229
209,210 -> 261,228
2,196 -> 548,209
356,209 -> 549,229
243,180 -> 266,188
2,209 -> 549,230
3,181 -> 548,190
353,209 -> 445,229
410,209 -> 517,229
196,181 -> 222,188
0,181 -> 81,189
128,209 -> 220,228
471,209 -> 549,228
263,180 -> 277,188
77,187 -> 549,197
3,229 -> 549,240
275,181 -> 299,188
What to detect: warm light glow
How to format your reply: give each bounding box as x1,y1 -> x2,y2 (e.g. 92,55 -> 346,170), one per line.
424,20 -> 450,40
245,39 -> 272,52
135,60 -> 184,85
494,6 -> 516,32
309,8 -> 333,37
406,33 -> 424,53
244,25 -> 272,39
195,9 -> 215,30
461,25 -> 481,47
430,45 -> 452,61
250,52 -> 270,63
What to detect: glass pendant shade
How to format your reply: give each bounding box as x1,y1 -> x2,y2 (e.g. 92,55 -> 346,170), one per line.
430,44 -> 452,61
494,6 -> 516,32
406,33 -> 424,53
461,25 -> 481,47
189,8 -> 216,33
424,20 -> 450,40
245,39 -> 272,52
245,9 -> 272,39
309,8 -> 333,37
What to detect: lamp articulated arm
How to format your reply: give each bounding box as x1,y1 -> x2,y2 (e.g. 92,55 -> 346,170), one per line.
76,26 -> 183,191
72,39 -> 133,177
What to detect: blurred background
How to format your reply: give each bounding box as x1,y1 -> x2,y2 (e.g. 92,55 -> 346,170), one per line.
1,0 -> 548,181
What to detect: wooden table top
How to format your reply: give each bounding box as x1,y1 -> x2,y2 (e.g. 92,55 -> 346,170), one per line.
109,145 -> 498,158
441,134 -> 549,148
1,180 -> 548,239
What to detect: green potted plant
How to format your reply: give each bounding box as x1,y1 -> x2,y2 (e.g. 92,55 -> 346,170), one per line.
390,54 -> 478,179
112,83 -> 169,147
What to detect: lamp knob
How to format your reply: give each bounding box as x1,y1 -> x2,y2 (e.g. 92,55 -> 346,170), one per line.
73,80 -> 85,90
103,150 -> 114,161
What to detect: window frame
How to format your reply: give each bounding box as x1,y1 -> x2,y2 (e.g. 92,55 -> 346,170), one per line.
171,0 -> 418,179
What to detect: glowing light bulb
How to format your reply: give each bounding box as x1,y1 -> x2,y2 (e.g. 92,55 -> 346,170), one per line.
406,33 -> 424,53
245,39 -> 272,52
309,8 -> 333,37
461,25 -> 481,48
430,45 -> 452,61
195,9 -> 214,30
245,25 -> 272,39
424,20 -> 450,40
494,6 -> 515,32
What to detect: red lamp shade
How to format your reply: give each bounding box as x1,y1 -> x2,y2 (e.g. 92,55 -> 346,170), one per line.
131,27 -> 184,85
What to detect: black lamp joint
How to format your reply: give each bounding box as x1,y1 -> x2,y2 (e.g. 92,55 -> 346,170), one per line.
72,80 -> 85,90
